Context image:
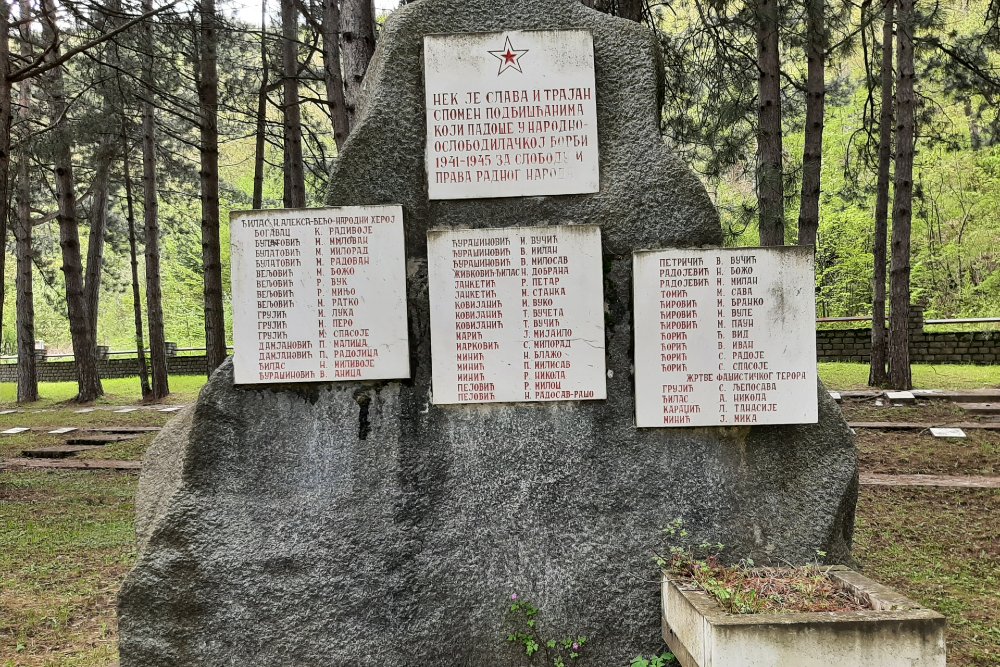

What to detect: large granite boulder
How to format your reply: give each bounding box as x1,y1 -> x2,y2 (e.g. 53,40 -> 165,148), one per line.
118,1 -> 858,665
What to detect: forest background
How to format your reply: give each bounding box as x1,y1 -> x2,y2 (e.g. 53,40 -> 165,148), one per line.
0,0 -> 997,354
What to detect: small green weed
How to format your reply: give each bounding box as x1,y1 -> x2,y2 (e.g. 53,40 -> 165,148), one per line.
629,654 -> 676,667
505,595 -> 587,666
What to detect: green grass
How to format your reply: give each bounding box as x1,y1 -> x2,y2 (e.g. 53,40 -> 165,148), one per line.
855,487 -> 1000,667
0,472 -> 137,667
819,362 -> 1000,391
0,375 -> 207,408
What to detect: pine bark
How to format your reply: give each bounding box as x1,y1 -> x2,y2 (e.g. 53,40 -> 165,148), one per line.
122,130 -> 151,399
142,0 -> 169,398
756,0 -> 785,246
281,0 -> 306,207
82,0 -> 122,343
14,0 -> 36,402
797,0 -> 825,248
870,0 -> 894,387
252,0 -> 268,209
340,0 -> 375,129
888,0 -> 915,390
0,0 -> 11,343
197,0 -> 227,373
322,0 -> 349,148
42,0 -> 103,402
84,147 -> 112,340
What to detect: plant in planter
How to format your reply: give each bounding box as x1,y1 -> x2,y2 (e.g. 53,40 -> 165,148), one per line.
656,521 -> 946,667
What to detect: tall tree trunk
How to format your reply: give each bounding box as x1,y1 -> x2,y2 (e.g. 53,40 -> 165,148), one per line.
618,0 -> 644,22
756,0 -> 785,246
797,0 -> 825,248
340,0 -> 375,129
0,0 -> 11,344
281,0 -> 306,207
42,0 -> 103,402
252,0 -> 268,209
870,0 -> 894,387
141,0 -> 169,398
122,129 -> 150,399
82,0 -> 122,344
14,0 -> 36,403
84,145 -> 112,340
197,0 -> 227,373
889,0 -> 915,391
321,0 -> 349,148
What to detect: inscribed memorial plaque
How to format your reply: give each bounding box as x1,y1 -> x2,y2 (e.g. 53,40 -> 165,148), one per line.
423,29 -> 599,200
633,246 -> 818,427
231,206 -> 409,385
428,225 -> 606,404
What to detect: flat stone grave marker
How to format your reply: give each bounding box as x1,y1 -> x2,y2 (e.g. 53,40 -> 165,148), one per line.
885,391 -> 916,404
158,407 -> 183,413
48,427 -> 78,435
1,427 -> 29,435
0,409 -> 19,415
115,408 -> 138,414
74,408 -> 95,414
930,427 -> 966,439
428,224 -> 606,404
633,246 -> 818,428
230,206 -> 410,384
829,391 -> 843,402
22,445 -> 105,459
424,29 -> 599,200
958,402 -> 1000,416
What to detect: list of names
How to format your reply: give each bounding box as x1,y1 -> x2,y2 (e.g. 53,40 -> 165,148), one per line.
423,30 -> 599,200
428,225 -> 606,404
231,206 -> 410,385
633,247 -> 818,427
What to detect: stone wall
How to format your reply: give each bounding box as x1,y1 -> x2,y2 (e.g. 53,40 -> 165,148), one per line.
0,355 -> 208,383
817,305 -> 999,365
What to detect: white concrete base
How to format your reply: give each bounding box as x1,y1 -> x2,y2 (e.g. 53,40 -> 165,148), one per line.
662,566 -> 946,667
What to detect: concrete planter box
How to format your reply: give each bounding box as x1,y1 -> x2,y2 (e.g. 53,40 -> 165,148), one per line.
662,566 -> 946,667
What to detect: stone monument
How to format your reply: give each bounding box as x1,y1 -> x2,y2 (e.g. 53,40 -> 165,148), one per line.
118,1 -> 857,664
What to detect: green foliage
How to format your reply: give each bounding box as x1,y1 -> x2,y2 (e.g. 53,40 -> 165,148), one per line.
657,520 -> 861,616
505,595 -> 587,666
629,653 -> 676,667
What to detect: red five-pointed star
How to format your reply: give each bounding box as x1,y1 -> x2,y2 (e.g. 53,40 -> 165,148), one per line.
488,36 -> 529,75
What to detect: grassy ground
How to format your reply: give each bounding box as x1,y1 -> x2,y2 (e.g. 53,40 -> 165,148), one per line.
840,400 -> 1000,476
0,364 -> 998,665
855,488 -> 1000,667
0,376 -> 207,408
0,472 -> 136,667
818,362 -> 1000,390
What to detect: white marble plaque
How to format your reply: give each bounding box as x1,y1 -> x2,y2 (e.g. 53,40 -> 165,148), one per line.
424,30 -> 599,200
634,246 -> 818,428
930,427 -> 966,439
428,225 -> 606,404
231,206 -> 410,385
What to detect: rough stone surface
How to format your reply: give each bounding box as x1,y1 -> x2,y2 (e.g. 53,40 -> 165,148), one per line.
133,406 -> 193,552
118,1 -> 858,665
